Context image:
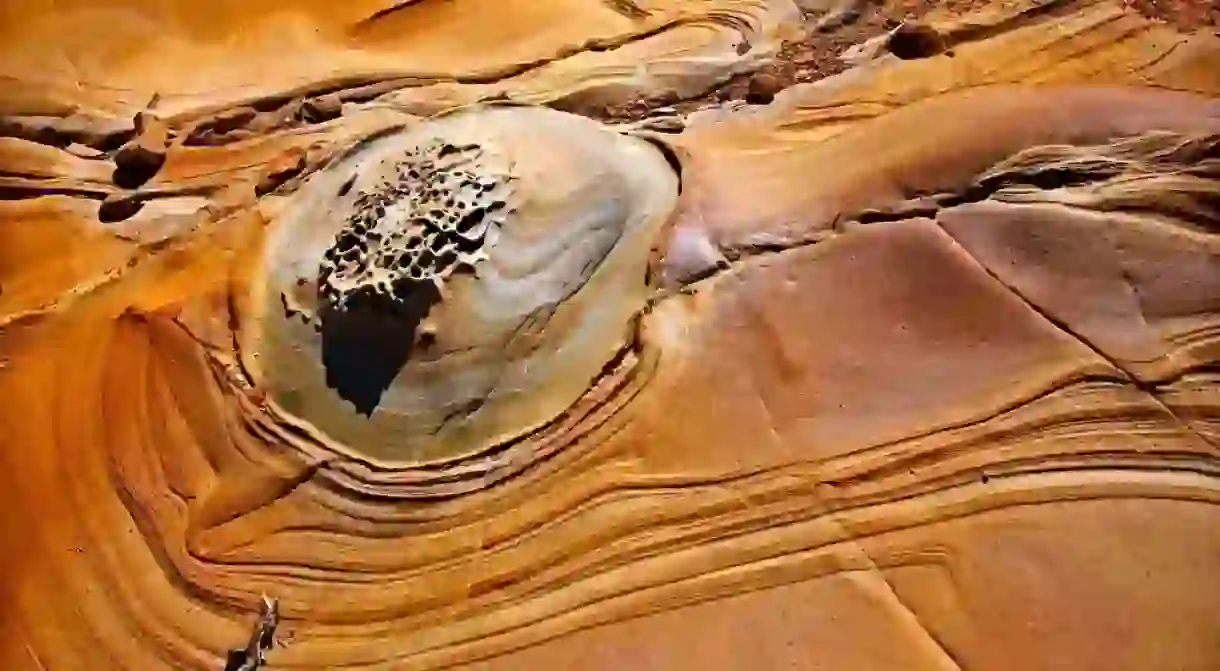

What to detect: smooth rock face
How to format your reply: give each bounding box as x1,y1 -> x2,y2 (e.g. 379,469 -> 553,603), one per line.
1,1 -> 1220,671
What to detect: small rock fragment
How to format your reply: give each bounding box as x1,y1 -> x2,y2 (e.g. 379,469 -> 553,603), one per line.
113,113 -> 169,189
256,153 -> 307,196
205,183 -> 258,220
662,224 -> 730,286
212,108 -> 259,134
97,193 -> 145,223
793,51 -> 818,65
301,94 -> 343,122
886,21 -> 948,60
639,117 -> 686,133
64,143 -> 104,160
626,100 -> 650,117
745,72 -> 783,105
223,595 -> 280,671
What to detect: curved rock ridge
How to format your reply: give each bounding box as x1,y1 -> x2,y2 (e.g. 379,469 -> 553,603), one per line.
1,1 -> 1220,671
0,0 -> 799,122
242,105 -> 678,464
667,0 -> 1220,257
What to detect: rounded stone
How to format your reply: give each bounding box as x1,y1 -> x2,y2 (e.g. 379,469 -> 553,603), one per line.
241,105 -> 679,464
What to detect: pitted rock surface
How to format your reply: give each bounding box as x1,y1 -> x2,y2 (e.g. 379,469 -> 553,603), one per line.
316,141 -> 510,321
247,104 -> 678,461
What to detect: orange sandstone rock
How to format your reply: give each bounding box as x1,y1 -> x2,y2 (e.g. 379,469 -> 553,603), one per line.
1,1 -> 1219,670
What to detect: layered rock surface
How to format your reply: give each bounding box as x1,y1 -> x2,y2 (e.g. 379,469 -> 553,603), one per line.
1,0 -> 1219,669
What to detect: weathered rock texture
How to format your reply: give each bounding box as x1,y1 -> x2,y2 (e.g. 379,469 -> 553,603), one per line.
1,0 -> 1219,670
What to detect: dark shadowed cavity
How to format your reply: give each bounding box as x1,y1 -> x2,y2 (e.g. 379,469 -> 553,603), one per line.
318,279 -> 441,416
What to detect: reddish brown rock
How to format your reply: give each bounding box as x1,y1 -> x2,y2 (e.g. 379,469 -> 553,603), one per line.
112,112 -> 169,188
96,193 -> 145,223
745,72 -> 784,104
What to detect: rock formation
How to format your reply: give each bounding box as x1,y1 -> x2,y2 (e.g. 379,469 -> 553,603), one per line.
1,0 -> 1219,669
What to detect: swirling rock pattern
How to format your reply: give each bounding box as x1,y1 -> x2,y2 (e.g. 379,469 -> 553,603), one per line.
1,1 -> 1219,670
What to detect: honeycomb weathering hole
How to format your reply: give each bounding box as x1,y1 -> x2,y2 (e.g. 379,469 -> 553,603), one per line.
314,140 -> 511,415
242,105 -> 680,464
